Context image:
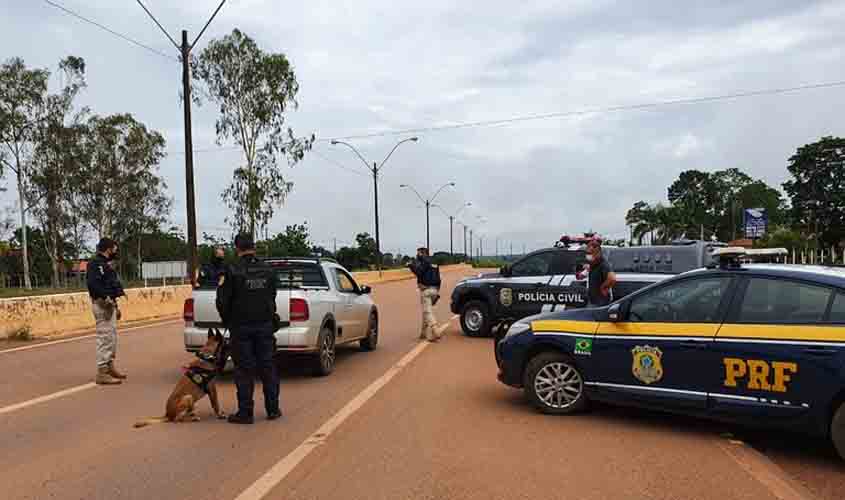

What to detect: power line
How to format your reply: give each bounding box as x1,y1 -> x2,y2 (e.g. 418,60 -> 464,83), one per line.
164,78 -> 845,156
310,150 -> 369,177
42,0 -> 178,62
322,80 -> 845,142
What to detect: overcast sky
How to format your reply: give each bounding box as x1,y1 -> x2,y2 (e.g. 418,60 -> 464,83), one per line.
2,0 -> 845,256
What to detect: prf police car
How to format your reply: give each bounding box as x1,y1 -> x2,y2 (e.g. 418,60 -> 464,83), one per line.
495,248 -> 845,460
450,236 -> 725,338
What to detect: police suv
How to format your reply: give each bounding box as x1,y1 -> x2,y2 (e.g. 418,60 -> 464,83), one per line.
495,248 -> 845,460
450,237 -> 725,337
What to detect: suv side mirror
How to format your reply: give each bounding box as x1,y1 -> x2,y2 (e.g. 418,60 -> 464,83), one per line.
607,303 -> 622,322
359,285 -> 372,295
500,265 -> 512,277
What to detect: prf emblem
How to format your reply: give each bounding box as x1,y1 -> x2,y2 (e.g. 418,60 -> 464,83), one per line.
723,358 -> 797,393
499,288 -> 513,308
631,345 -> 663,384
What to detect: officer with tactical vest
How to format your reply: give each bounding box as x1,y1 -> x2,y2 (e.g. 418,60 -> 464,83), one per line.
87,237 -> 127,385
216,233 -> 281,424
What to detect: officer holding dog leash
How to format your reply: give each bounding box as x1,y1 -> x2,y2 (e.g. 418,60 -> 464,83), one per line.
216,233 -> 282,424
87,238 -> 127,385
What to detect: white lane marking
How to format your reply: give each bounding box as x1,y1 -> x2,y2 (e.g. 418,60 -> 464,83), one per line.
235,316 -> 459,500
0,318 -> 182,355
0,382 -> 97,417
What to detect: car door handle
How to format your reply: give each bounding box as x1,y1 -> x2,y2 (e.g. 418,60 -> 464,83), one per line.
803,347 -> 836,357
679,340 -> 707,350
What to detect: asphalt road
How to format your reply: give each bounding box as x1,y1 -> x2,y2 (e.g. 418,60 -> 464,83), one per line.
1,267 -> 843,500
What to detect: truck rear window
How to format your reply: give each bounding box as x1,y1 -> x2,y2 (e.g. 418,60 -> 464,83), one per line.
271,262 -> 328,288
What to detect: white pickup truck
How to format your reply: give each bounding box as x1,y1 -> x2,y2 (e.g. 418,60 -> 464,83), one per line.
183,257 -> 379,376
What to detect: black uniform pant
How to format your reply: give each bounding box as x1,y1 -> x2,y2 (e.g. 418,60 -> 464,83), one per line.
230,322 -> 280,416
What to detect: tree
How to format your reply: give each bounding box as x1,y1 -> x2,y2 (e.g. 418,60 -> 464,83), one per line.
267,223 -> 311,257
76,113 -> 168,241
667,169 -> 718,237
355,232 -> 377,268
192,29 -> 315,236
27,56 -> 88,287
783,136 -> 845,247
0,57 -> 50,288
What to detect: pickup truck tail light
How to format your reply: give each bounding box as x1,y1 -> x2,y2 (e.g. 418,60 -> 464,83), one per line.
183,298 -> 194,326
290,298 -> 309,322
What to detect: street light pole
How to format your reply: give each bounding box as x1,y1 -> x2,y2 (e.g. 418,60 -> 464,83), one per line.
331,137 -> 418,277
425,200 -> 431,250
400,182 -> 455,252
372,163 -> 380,272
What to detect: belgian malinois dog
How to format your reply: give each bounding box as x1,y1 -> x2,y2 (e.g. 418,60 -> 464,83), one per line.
134,330 -> 227,427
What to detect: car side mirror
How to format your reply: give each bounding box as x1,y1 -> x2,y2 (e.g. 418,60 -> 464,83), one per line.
359,285 -> 372,295
607,303 -> 623,322
500,265 -> 512,277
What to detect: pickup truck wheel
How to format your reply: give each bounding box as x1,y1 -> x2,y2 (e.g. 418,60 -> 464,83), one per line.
832,401 -> 845,460
313,327 -> 336,377
523,352 -> 588,415
461,300 -> 491,337
360,313 -> 378,351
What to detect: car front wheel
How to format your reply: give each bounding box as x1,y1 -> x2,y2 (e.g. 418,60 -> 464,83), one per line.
360,313 -> 378,351
460,300 -> 491,337
523,352 -> 588,415
832,401 -> 845,460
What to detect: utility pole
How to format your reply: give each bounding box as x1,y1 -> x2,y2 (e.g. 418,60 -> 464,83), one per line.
523,243 -> 526,255
333,238 -> 337,255
495,238 -> 499,259
136,0 -> 227,286
510,242 -> 513,259
470,230 -> 474,262
180,33 -> 198,284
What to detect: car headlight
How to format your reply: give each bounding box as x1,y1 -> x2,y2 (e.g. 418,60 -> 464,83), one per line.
504,321 -> 531,339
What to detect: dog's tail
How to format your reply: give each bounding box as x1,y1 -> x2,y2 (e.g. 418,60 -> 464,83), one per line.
133,416 -> 168,428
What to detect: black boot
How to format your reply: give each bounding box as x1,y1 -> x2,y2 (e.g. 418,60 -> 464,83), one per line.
266,408 -> 282,421
227,412 -> 254,425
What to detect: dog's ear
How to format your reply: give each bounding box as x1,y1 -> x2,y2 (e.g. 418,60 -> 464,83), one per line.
207,330 -> 214,343
215,330 -> 224,343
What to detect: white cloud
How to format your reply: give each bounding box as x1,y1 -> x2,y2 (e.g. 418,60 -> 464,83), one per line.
2,0 -> 844,255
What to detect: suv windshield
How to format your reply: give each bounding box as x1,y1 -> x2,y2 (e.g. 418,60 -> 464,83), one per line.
270,262 -> 328,288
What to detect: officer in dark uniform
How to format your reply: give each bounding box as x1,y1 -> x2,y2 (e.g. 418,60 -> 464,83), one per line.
199,246 -> 228,287
216,233 -> 281,424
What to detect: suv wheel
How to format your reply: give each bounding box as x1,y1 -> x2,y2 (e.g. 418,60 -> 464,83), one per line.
461,300 -> 491,337
313,327 -> 336,376
360,313 -> 379,351
523,352 -> 588,415
832,401 -> 845,460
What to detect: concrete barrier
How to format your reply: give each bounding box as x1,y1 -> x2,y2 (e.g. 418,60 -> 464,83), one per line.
0,264 -> 471,339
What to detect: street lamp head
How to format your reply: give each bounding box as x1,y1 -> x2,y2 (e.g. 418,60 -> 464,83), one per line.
410,137 -> 419,142
466,202 -> 472,206
449,182 -> 456,187
399,184 -> 408,188
330,140 -> 339,145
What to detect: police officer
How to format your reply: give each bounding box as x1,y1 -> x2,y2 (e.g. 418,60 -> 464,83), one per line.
216,233 -> 281,424
578,237 -> 617,307
86,237 -> 127,385
199,246 -> 228,287
409,247 -> 441,342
